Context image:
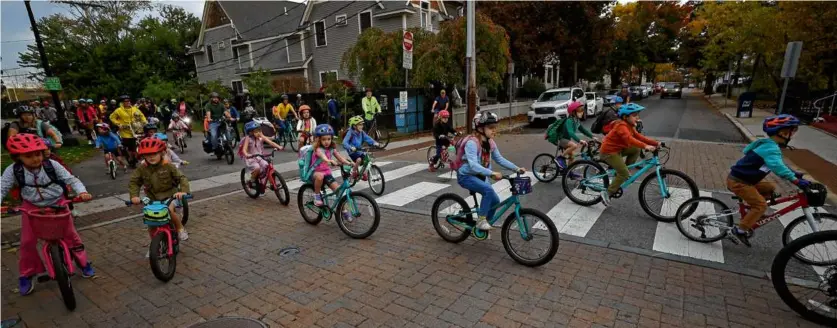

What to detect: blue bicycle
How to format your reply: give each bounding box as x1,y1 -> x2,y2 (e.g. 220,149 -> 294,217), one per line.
430,173 -> 559,267
532,139 -> 602,183
297,165 -> 381,239
561,143 -> 699,221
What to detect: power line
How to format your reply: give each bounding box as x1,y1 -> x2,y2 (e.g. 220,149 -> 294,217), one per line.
1,39 -> 35,43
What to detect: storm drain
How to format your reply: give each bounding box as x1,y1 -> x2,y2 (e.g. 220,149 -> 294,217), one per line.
188,317 -> 266,328
278,246 -> 300,257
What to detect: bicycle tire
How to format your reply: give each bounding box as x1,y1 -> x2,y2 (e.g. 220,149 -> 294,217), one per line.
179,138 -> 185,154
639,169 -> 699,222
49,244 -> 76,310
288,132 -> 298,152
297,184 -> 323,225
532,153 -> 559,183
149,232 -> 176,282
562,160 -> 609,206
241,169 -> 260,199
501,208 -> 559,267
272,172 -> 290,206
771,230 -> 837,326
367,165 -> 385,196
335,192 -> 380,239
225,145 -> 235,165
178,197 -> 189,226
783,213 -> 837,266
674,196 -> 732,243
427,146 -> 441,169
430,193 -> 471,243
109,161 -> 117,180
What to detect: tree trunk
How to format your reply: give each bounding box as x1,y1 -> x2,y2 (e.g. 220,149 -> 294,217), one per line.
748,54 -> 762,92
704,72 -> 715,95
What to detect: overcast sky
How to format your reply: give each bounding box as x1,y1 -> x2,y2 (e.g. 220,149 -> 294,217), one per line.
1,0 -> 205,87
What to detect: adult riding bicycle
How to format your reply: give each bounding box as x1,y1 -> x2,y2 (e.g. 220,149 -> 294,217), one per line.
125,195 -> 191,282
340,146 -> 386,195
561,143 -> 700,221
771,230 -> 837,326
274,117 -> 299,152
240,148 -> 290,205
430,172 -> 560,267
298,164 -> 381,239
675,182 -> 835,264
532,139 -> 602,183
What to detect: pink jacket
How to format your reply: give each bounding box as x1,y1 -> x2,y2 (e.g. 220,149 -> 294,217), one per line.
76,105 -> 98,124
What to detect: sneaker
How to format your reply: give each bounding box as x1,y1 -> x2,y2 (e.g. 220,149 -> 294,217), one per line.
87,140 -> 93,145
342,210 -> 353,223
362,172 -> 369,181
731,226 -> 752,247
475,217 -> 492,230
600,190 -> 611,206
122,165 -> 128,173
314,194 -> 324,206
71,209 -> 81,218
555,156 -> 567,170
145,250 -> 150,259
428,163 -> 437,172
18,277 -> 34,296
178,230 -> 189,241
81,263 -> 95,278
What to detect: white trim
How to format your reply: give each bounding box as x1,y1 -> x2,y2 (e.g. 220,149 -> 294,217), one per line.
335,14 -> 348,26
375,0 -> 385,9
300,0 -> 316,26
402,14 -> 407,30
313,20 -> 327,47
358,10 -> 373,34
234,46 -> 242,69
299,32 -> 306,60
286,38 -> 291,63
237,33 -> 294,46
204,23 -> 232,33
318,70 -> 338,87
302,56 -> 312,81
231,79 -> 243,94
375,8 -> 416,18
248,45 -> 254,68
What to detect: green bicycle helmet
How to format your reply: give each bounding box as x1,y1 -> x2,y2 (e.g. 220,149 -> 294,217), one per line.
348,116 -> 364,126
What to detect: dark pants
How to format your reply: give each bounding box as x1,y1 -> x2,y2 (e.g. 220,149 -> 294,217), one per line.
232,121 -> 241,142
431,138 -> 451,164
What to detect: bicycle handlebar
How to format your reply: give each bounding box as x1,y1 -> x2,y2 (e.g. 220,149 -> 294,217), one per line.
124,194 -> 193,207
6,196 -> 91,215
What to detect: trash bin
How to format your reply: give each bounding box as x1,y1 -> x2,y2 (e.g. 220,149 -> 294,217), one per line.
737,92 -> 757,118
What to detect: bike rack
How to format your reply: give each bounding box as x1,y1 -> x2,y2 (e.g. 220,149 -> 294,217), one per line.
813,91 -> 837,122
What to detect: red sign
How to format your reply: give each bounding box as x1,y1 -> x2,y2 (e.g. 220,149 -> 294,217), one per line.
403,31 -> 413,52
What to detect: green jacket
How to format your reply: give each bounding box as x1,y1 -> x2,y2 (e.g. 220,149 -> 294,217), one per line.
204,102 -> 226,121
129,162 -> 190,200
362,96 -> 381,120
558,117 -> 593,142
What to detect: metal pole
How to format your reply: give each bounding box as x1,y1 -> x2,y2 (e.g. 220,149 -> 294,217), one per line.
508,62 -> 514,128
830,92 -> 836,116
25,0 -> 70,134
777,77 -> 790,114
465,0 -> 476,134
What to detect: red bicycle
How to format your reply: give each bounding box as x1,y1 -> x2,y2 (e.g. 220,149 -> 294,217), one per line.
7,196 -> 90,310
125,195 -> 191,282
674,183 -> 836,265
426,133 -> 461,175
240,148 -> 290,205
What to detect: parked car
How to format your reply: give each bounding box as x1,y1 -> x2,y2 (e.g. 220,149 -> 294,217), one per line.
527,87 -> 586,124
630,86 -> 644,100
661,82 -> 682,98
584,92 -> 603,118
688,83 -> 696,88
604,89 -> 621,106
641,86 -> 651,98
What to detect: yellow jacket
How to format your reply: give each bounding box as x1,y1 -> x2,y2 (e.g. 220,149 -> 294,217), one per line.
110,105 -> 146,138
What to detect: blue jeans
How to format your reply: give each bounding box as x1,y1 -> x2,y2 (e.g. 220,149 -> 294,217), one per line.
432,138 -> 450,164
208,121 -> 221,149
457,174 -> 499,219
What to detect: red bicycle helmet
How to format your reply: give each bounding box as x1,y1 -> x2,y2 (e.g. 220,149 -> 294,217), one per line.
137,137 -> 167,155
6,133 -> 48,154
438,110 -> 450,118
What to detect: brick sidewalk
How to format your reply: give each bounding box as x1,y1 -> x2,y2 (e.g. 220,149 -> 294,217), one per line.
1,192 -> 824,328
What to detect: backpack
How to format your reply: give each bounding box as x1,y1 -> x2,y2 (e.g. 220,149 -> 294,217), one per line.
13,160 -> 69,198
592,110 -> 617,135
544,118 -> 568,145
450,135 -> 496,171
297,145 -> 331,183
602,120 -> 617,135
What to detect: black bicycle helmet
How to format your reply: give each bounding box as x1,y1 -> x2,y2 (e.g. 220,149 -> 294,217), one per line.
15,106 -> 35,117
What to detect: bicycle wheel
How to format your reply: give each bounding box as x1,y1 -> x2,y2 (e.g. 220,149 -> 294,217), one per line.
374,128 -> 390,148
430,193 -> 472,243
177,198 -> 190,226
339,165 -> 359,188
225,145 -> 235,165
427,146 -> 441,169
297,184 -> 323,225
783,213 -> 837,266
49,245 -> 76,310
288,132 -> 298,152
674,197 -> 733,243
532,153 -> 559,183
336,192 -> 380,239
241,169 -> 260,199
149,232 -> 177,282
271,172 -> 290,206
109,160 -> 117,180
639,169 -> 699,222
367,165 -> 385,196
562,160 -> 609,206
501,208 -> 559,267
771,230 -> 837,326
178,138 -> 185,154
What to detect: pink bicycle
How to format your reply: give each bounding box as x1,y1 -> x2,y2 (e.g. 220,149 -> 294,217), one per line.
7,196 -> 89,311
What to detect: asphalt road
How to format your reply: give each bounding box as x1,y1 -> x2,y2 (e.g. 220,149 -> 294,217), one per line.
524,89 -> 747,144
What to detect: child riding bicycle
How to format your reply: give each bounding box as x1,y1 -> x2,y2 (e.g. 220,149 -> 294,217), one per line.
168,113 -> 189,143
727,114 -> 810,246
0,134 -> 95,296
94,123 -> 127,172
150,133 -> 188,168
550,101 -> 598,170
429,110 -> 457,172
296,105 -> 316,149
598,103 -> 660,206
309,125 -> 354,211
240,121 -> 284,187
456,112 -> 526,231
343,116 -> 381,180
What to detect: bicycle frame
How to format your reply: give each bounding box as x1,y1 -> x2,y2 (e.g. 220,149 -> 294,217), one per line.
447,184 -> 534,240
581,152 -> 668,197
744,192 -> 818,230
12,198 -> 85,279
306,169 -> 361,218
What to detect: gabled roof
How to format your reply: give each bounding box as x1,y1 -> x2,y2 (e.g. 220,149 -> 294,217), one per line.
300,0 -> 387,26
189,0 -> 305,54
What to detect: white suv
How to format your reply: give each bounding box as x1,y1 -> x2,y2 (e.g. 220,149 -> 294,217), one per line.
527,87 -> 586,124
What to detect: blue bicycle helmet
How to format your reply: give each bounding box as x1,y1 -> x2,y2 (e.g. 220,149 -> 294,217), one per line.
244,120 -> 260,134
612,96 -> 623,104
143,123 -> 158,133
313,124 -> 334,137
154,132 -> 168,141
763,114 -> 801,136
617,103 -> 645,117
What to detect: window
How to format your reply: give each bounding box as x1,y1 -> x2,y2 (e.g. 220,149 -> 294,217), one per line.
336,14 -> 347,26
537,90 -> 571,102
359,11 -> 372,33
319,71 -> 338,87
232,81 -> 243,94
420,0 -> 431,31
314,21 -> 327,47
234,45 -> 249,69
545,67 -> 552,84
206,44 -> 214,63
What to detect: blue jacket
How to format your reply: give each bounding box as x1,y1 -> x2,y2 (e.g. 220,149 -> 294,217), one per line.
228,106 -> 239,119
729,138 -> 796,185
328,99 -> 339,119
457,138 -> 517,177
95,131 -> 122,150
343,129 -> 376,154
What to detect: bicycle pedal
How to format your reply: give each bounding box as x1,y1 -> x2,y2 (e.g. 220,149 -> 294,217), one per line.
725,234 -> 740,245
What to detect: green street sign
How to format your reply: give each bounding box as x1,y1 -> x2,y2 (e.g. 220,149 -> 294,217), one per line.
44,77 -> 62,91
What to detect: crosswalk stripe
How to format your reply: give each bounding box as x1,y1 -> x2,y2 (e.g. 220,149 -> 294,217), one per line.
355,163 -> 427,192
652,190 -> 725,263
285,162 -> 393,191
377,182 -> 449,206
545,198 -> 606,237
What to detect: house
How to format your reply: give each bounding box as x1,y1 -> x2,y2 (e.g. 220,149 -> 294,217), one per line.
189,0 -> 464,94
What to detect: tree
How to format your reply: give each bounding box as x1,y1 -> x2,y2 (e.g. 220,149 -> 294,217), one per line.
201,80 -> 232,103
242,68 -> 272,114
318,77 -> 355,130
142,77 -> 178,102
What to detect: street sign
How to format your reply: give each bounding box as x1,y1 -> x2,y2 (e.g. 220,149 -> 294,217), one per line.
402,31 -> 413,70
781,41 -> 803,78
399,91 -> 408,111
44,77 -> 62,91
403,31 -> 413,52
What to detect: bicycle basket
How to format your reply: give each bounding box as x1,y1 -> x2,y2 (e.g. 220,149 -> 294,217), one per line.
805,183 -> 828,207
29,210 -> 72,241
511,176 -> 533,196
142,203 -> 171,226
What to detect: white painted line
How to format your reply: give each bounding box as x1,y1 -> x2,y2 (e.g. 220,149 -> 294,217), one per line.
355,163 -> 426,192
285,161 -> 393,191
377,182 -> 449,206
437,170 -> 457,179
652,191 -> 725,263
544,198 -> 606,237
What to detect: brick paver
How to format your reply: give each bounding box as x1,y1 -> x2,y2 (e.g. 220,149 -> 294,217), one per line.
1,192 -> 825,328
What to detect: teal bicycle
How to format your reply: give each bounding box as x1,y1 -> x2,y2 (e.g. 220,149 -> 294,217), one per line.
430,173 -> 559,267
561,143 -> 699,221
297,165 -> 381,239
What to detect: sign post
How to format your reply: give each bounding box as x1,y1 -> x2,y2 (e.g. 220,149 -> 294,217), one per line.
403,31 -> 413,87
777,41 -> 803,114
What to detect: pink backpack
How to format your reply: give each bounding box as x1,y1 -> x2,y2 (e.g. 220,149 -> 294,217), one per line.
450,135 -> 496,171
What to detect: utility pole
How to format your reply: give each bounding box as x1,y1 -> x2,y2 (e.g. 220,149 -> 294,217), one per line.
465,0 -> 476,134
25,0 -> 70,133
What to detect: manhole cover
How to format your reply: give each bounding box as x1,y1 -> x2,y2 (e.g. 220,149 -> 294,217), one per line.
189,317 -> 266,328
278,246 -> 300,257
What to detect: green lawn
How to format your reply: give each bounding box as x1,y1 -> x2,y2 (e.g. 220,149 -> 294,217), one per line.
1,142 -> 99,173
